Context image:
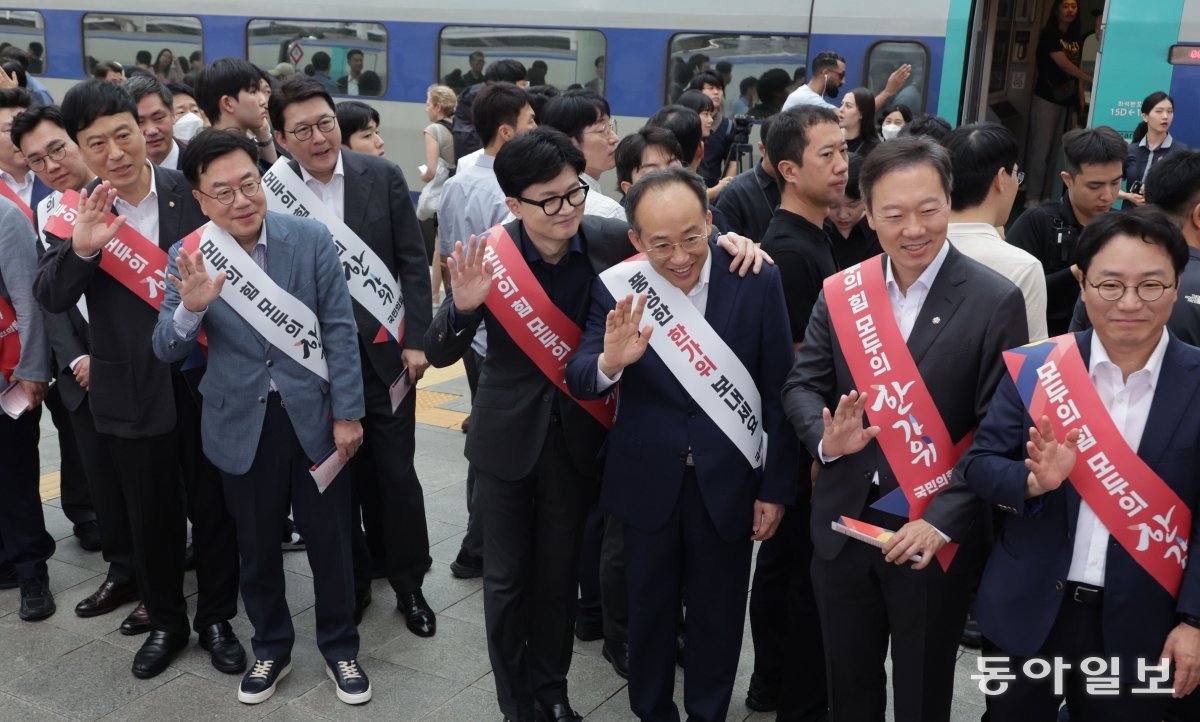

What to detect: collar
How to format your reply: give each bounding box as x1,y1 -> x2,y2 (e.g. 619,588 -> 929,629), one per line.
754,163 -> 776,189
1089,327 -> 1169,389
115,161 -> 158,208
160,139 -> 181,169
474,154 -> 495,170
885,238 -> 950,295
688,249 -> 714,298
519,223 -> 584,264
581,173 -> 602,193
947,222 -> 1003,240
0,167 -> 33,189
1139,133 -> 1175,150
299,151 -> 345,186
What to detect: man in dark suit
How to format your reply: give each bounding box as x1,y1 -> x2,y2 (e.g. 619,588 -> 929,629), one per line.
34,80 -> 243,680
0,87 -> 53,213
565,166 -> 797,722
782,137 -> 1028,722
153,130 -> 371,706
960,207 -> 1200,721
269,76 -> 435,633
125,75 -> 184,170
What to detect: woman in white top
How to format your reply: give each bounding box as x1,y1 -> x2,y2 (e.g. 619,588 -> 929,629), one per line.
421,85 -> 457,301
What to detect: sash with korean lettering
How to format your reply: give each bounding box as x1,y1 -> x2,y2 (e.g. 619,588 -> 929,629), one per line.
600,257 -> 764,467
478,224 -> 614,428
1003,334 -> 1190,597
0,180 -> 34,226
260,157 -> 404,343
181,223 -> 329,380
37,191 -> 90,323
0,294 -> 20,384
824,257 -> 969,571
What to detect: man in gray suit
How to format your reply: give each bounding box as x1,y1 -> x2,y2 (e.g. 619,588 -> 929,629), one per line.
782,137 -> 1028,722
152,130 -> 370,706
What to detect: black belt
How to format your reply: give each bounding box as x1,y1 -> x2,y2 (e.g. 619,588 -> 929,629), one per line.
1064,581 -> 1103,606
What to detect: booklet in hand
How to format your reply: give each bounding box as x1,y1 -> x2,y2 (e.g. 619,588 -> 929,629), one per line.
831,515 -> 923,564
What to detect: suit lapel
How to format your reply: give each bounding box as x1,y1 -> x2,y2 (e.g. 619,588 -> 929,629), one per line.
155,166 -> 183,250
904,245 -> 967,364
265,219 -> 296,292
1137,335 -> 1199,465
703,244 -> 738,337
340,152 -> 372,232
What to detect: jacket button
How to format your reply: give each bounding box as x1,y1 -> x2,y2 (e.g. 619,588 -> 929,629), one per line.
1054,580 -> 1064,591
266,360 -> 273,368
258,396 -> 266,404
687,410 -> 697,419
543,394 -> 550,402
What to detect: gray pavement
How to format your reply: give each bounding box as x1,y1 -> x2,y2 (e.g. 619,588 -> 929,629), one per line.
12,372 -> 989,721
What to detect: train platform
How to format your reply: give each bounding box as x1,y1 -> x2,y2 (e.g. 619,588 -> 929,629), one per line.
11,361 -> 989,721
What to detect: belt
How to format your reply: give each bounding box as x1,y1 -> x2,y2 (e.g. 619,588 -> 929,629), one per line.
1064,581 -> 1103,606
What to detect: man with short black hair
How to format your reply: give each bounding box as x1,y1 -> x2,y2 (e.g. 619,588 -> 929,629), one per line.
647,104 -> 704,172
0,45 -> 51,105
1008,125 -> 1127,335
614,125 -> 683,195
540,90 -> 625,220
715,112 -> 780,242
0,88 -> 51,214
337,50 -> 365,96
688,70 -> 737,186
309,51 -> 340,96
452,59 -> 529,166
193,58 -> 278,168
584,55 -> 604,94
782,51 -> 844,111
34,79 -> 243,680
943,122 -> 1047,341
124,74 -> 183,169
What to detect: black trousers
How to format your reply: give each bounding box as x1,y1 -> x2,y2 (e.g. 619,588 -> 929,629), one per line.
810,505 -> 973,722
984,596 -> 1173,722
624,468 -> 753,722
350,370 -> 431,596
44,387 -> 94,527
576,504 -> 603,630
67,397 -> 134,584
0,408 -> 55,580
477,418 -> 597,720
599,512 -> 628,645
221,394 -> 358,663
460,348 -> 483,559
747,503 -> 828,721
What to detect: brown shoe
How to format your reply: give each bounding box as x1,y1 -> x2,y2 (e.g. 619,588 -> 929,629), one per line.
120,602 -> 151,636
74,579 -> 137,618
460,415 -> 470,434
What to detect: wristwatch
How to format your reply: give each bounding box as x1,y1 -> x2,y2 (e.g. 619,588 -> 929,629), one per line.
255,138 -> 273,148
1181,615 -> 1200,630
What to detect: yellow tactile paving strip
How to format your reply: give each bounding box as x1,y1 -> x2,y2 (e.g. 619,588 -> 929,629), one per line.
38,362 -> 469,501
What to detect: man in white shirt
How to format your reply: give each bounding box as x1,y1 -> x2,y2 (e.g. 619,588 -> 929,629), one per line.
782,51 -> 911,116
0,88 -> 49,210
125,75 -> 183,170
540,89 -> 626,220
960,206 -> 1200,721
943,122 -> 1049,341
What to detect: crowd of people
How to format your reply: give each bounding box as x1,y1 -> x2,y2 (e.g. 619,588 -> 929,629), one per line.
1,20 -> 1200,722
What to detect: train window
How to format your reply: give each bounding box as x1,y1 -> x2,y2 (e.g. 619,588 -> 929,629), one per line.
247,20 -> 388,97
82,13 -> 202,80
0,11 -> 45,74
438,26 -> 607,96
865,41 -> 929,112
666,33 -> 809,117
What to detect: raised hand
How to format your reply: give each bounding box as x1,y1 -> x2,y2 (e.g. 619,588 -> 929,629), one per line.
448,235 -> 494,314
885,64 -> 912,94
1025,415 -> 1080,497
598,293 -> 654,378
168,249 -> 226,313
820,390 -> 881,458
0,66 -> 18,90
71,182 -> 126,257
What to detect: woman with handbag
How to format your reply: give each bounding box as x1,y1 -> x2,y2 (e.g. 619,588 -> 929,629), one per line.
418,85 -> 457,302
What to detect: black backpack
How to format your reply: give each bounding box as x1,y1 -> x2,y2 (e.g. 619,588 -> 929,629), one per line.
451,83 -> 484,161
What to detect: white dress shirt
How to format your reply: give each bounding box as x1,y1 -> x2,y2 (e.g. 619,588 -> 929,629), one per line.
596,252 -> 712,390
948,222 -> 1049,341
1067,329 -> 1168,587
159,139 -> 181,170
1,168 -> 35,208
113,162 -> 161,247
781,84 -> 838,112
581,173 -> 627,221
300,152 -> 346,221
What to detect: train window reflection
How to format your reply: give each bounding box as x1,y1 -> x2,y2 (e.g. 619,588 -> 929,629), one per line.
438,26 -> 608,95
82,13 -> 201,81
866,41 -> 929,113
0,11 -> 44,74
666,33 -> 809,118
247,19 -> 388,97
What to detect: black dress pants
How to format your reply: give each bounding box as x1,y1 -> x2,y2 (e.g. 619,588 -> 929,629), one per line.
0,408 -> 55,580
67,397 -> 134,584
44,387 -> 94,527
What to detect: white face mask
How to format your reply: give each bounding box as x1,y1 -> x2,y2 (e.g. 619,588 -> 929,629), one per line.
881,123 -> 902,141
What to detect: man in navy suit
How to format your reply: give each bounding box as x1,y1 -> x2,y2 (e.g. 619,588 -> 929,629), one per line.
565,166 -> 798,722
152,130 -> 371,706
959,207 -> 1200,721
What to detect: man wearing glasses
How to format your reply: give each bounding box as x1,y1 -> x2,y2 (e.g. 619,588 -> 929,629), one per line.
958,207 -> 1200,721
152,130 -> 369,706
540,90 -> 626,220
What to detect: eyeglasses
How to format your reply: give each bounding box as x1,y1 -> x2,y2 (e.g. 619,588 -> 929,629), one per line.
196,178 -> 263,206
285,115 -> 337,141
645,233 -> 707,259
873,202 -> 948,227
25,142 -> 68,171
517,183 -> 589,215
1014,168 -> 1026,187
1087,279 -> 1173,302
584,118 -> 618,136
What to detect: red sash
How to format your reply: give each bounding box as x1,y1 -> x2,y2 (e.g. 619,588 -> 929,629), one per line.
825,257 -> 970,571
1003,334 -> 1190,597
0,181 -> 34,226
478,224 -> 615,429
0,295 -> 20,383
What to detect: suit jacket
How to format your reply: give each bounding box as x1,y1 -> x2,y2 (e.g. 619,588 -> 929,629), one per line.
0,197 -> 50,383
32,196 -> 91,411
34,166 -> 208,438
962,329 -> 1200,675
31,177 -> 52,209
565,244 -> 798,542
424,216 -> 635,480
287,151 -> 431,386
151,213 -> 365,475
781,245 -> 1028,566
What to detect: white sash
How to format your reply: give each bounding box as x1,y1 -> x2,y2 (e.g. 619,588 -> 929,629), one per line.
599,258 -> 764,468
38,191 -> 90,323
191,223 -> 330,381
260,157 -> 404,340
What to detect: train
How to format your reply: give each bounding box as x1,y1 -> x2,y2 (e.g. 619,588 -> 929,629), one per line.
0,0 -> 1197,194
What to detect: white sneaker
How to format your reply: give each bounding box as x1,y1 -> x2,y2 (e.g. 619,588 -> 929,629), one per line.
327,659 -> 372,704
238,659 -> 290,704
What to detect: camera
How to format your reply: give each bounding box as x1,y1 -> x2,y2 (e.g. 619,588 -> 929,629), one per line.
1128,180 -> 1144,196
730,114 -> 753,146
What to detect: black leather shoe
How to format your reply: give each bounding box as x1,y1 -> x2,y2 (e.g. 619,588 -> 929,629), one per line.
745,673 -> 779,712
449,548 -> 482,579
574,619 -> 603,642
121,602 -> 151,635
198,621 -> 247,674
238,658 -> 290,704
73,520 -> 102,552
326,659 -> 372,704
397,590 -> 436,637
534,699 -> 582,722
75,579 -> 137,618
18,576 -> 55,621
132,630 -> 189,679
0,564 -> 16,590
602,639 -> 630,680
961,613 -> 983,649
354,586 -> 372,625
